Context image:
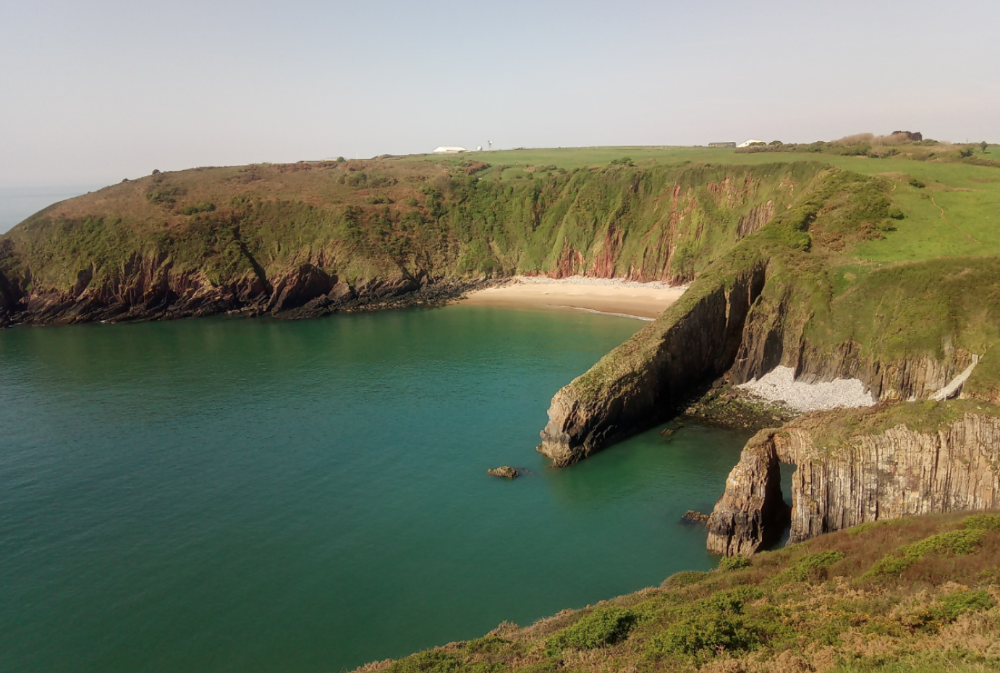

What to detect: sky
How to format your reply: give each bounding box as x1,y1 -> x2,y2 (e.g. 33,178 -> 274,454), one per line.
1,0 -> 999,189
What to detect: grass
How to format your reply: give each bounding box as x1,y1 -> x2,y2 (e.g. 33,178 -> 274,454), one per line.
357,512 -> 1000,673
408,145 -> 1000,264
789,400 -> 1000,454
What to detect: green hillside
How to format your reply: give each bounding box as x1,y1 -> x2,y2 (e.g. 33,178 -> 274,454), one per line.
356,512 -> 1000,673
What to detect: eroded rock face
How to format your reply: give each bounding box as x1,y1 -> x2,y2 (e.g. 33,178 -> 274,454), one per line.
0,252 -> 489,326
537,263 -> 769,466
706,412 -> 1000,556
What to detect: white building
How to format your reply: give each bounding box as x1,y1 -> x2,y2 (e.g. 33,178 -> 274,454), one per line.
433,146 -> 468,154
737,139 -> 765,148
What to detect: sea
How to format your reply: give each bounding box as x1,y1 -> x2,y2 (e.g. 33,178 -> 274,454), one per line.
0,302 -> 754,672
0,185 -> 106,234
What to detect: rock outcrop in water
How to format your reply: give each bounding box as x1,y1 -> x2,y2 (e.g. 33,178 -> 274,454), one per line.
706,405 -> 1000,556
537,264 -> 768,466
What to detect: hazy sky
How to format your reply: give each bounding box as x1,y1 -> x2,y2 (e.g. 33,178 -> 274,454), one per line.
2,0 -> 998,187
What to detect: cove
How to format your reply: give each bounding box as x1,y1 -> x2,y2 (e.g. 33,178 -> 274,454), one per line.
0,305 -> 752,673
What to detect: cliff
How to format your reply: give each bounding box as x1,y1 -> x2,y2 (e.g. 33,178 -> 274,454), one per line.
0,160 -> 818,326
538,262 -> 767,465
707,401 -> 1000,555
538,167 -> 1000,464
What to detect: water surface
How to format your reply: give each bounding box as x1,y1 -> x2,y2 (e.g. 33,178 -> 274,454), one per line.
0,305 -> 751,673
0,185 -> 106,233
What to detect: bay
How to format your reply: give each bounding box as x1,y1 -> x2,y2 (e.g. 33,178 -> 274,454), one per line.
0,305 -> 751,673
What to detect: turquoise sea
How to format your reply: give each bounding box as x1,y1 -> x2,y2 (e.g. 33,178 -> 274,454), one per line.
0,305 -> 752,673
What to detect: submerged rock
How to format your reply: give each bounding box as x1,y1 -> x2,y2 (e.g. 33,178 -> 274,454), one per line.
682,510 -> 710,525
487,466 -> 519,479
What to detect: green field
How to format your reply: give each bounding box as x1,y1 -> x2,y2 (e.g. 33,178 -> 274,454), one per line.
410,146 -> 1000,263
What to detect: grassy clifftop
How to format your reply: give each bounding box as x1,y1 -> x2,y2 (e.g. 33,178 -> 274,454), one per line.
0,159 -> 822,307
357,512 -> 1000,673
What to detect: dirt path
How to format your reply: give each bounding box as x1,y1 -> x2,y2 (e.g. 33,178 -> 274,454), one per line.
930,195 -> 980,243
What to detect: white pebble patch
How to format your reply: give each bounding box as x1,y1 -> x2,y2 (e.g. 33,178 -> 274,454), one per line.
736,366 -> 876,413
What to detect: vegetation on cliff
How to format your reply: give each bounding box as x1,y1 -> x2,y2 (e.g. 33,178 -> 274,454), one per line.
0,158 -> 823,324
357,512 -> 1000,673
537,144 -> 1000,464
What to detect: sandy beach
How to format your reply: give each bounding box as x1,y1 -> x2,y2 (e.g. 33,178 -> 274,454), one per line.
459,276 -> 688,320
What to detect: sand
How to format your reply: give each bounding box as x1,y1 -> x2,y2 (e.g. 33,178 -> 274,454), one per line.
459,276 -> 688,320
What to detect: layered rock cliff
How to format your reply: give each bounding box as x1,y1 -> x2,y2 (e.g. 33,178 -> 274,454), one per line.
707,403 -> 1000,555
537,167 -> 1000,465
538,262 -> 767,465
0,160 -> 817,326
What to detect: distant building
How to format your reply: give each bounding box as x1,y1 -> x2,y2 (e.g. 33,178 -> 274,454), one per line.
433,147 -> 468,154
737,139 -> 766,148
708,142 -> 737,148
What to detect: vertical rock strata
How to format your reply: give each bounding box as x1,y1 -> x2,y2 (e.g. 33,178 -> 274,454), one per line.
707,412 -> 1000,555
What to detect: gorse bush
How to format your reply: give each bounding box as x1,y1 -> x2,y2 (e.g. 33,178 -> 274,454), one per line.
658,587 -> 773,657
778,551 -> 845,583
864,528 -> 987,578
902,590 -> 996,632
964,514 -> 1000,532
547,607 -> 635,651
386,651 -> 460,673
719,555 -> 752,571
180,201 -> 215,215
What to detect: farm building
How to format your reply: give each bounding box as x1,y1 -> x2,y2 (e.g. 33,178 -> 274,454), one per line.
433,147 -> 468,154
708,142 -> 736,148
737,139 -> 765,148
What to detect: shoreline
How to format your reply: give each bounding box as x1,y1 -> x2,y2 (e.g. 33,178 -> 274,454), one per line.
458,276 -> 688,320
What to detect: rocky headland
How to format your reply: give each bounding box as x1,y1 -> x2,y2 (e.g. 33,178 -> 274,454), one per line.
5,151 -> 1000,565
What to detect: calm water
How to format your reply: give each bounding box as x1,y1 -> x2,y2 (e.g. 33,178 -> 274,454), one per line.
0,305 -> 751,673
0,185 -> 106,233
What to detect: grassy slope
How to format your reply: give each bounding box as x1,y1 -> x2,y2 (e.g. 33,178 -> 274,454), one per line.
358,513 -> 1000,673
412,147 -> 1000,263
0,159 -> 823,297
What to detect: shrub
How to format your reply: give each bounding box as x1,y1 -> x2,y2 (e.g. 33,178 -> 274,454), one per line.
152,169 -> 161,175
386,651 -> 460,673
959,147 -> 976,158
719,555 -> 752,571
659,587 -> 770,656
464,636 -> 509,654
889,206 -> 905,220
663,570 -> 708,588
864,528 -> 987,577
180,201 -> 215,215
547,607 -> 635,650
906,528 -> 986,557
963,513 -> 1000,531
337,156 -> 345,162
908,177 -> 925,188
935,589 -> 995,622
779,551 -> 845,582
903,590 -> 996,632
